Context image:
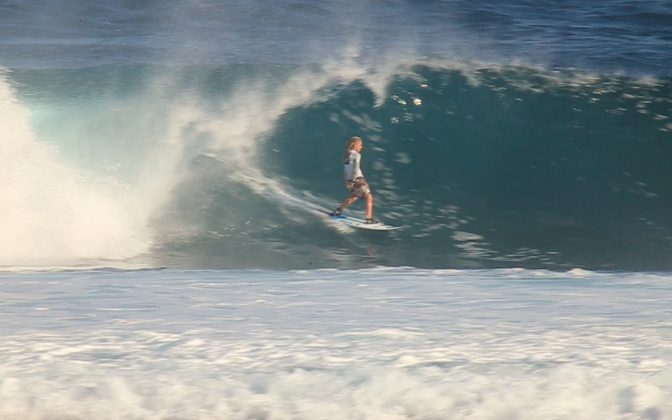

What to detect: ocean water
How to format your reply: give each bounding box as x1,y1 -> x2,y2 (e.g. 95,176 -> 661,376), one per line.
1,1 -> 672,418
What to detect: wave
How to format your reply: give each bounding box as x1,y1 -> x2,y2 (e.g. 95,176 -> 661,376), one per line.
2,61 -> 671,270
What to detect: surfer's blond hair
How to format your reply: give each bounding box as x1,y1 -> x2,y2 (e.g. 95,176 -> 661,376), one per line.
344,136 -> 362,161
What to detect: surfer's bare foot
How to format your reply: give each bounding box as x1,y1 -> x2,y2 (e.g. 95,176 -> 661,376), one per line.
329,208 -> 343,216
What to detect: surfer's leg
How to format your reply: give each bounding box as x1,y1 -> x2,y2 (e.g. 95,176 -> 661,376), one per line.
331,195 -> 358,216
364,193 -> 374,221
339,196 -> 358,210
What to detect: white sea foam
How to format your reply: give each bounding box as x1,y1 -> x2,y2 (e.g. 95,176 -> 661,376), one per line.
0,75 -> 152,266
0,268 -> 669,419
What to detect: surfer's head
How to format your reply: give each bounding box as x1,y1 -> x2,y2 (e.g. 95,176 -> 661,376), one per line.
344,136 -> 363,159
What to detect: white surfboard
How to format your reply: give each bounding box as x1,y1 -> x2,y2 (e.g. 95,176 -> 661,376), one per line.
326,213 -> 402,231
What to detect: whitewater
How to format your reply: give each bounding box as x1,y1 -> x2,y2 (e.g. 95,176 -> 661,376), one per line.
1,0 -> 672,418
1,268 -> 670,419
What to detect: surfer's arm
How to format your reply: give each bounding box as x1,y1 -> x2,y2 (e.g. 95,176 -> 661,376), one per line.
353,153 -> 363,179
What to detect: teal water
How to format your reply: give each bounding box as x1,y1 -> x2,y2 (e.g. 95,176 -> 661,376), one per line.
3,64 -> 671,270
2,0 -> 672,270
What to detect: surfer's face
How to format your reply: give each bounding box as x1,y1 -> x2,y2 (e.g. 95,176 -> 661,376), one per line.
353,141 -> 363,152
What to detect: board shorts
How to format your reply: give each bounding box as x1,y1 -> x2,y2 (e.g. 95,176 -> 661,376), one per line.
346,177 -> 371,198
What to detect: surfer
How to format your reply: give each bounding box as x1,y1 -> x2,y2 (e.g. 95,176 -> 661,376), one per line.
329,136 -> 377,223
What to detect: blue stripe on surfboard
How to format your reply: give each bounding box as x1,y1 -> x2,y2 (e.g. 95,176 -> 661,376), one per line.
321,211 -> 402,231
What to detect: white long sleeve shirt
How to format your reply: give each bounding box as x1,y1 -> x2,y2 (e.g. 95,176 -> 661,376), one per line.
344,150 -> 364,182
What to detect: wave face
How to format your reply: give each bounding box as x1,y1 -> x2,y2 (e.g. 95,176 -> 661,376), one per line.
3,63 -> 671,270
2,1 -> 672,270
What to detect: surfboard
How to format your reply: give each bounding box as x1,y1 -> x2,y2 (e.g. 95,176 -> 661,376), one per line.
326,213 -> 402,231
